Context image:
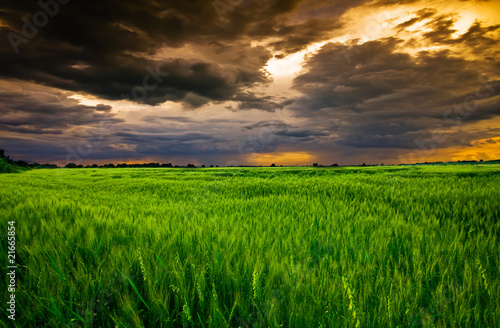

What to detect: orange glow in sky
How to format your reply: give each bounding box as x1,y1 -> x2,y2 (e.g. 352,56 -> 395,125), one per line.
249,152 -> 317,166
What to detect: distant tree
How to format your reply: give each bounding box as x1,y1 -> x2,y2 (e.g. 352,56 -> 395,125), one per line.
331,163 -> 338,167
39,163 -> 57,168
14,160 -> 29,166
65,163 -> 78,168
92,164 -> 98,168
271,163 -> 276,167
201,165 -> 206,168
480,159 -> 483,163
362,163 -> 366,166
77,165 -> 84,168
210,165 -> 214,167
0,149 -> 4,158
187,163 -> 196,168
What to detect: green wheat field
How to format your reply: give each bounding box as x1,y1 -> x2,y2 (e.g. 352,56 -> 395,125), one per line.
1,165 -> 499,327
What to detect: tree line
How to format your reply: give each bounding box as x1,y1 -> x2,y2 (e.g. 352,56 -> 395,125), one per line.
2,148 -> 500,171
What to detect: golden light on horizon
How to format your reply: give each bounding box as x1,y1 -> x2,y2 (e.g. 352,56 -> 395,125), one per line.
451,137 -> 500,162
249,151 -> 316,166
399,135 -> 500,164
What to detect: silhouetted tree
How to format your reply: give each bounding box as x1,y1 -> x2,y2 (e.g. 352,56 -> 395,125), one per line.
65,163 -> 78,168
39,164 -> 58,168
13,160 -> 28,166
271,163 -> 276,167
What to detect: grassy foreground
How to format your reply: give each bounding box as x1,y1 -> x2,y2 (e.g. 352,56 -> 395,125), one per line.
0,165 -> 499,327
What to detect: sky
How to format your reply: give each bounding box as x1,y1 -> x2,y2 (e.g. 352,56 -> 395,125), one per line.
0,0 -> 499,166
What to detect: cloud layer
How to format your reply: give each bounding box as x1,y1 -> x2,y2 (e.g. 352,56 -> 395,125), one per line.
0,0 -> 499,164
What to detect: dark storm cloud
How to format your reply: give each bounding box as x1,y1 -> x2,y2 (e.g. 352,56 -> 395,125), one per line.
291,32 -> 500,150
236,94 -> 285,112
0,124 -> 64,135
114,131 -> 215,143
0,0 -> 268,107
454,21 -> 500,51
266,18 -> 343,54
395,8 -> 436,30
142,116 -> 196,124
244,0 -> 365,53
274,129 -> 329,139
394,8 -> 500,55
245,120 -> 293,130
0,83 -> 122,133
400,11 -> 500,48
0,55 -> 269,107
109,129 -> 237,159
423,14 -> 459,43
0,0 -> 362,107
244,120 -> 326,138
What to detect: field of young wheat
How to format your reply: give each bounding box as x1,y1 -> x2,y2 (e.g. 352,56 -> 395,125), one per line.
0,165 -> 499,327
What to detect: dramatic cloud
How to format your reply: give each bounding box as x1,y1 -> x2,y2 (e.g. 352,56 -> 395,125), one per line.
0,0 -> 499,165
290,17 -> 500,157
0,81 -> 122,131
0,0 -> 359,107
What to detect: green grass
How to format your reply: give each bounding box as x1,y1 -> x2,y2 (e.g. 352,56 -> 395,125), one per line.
0,165 -> 499,327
